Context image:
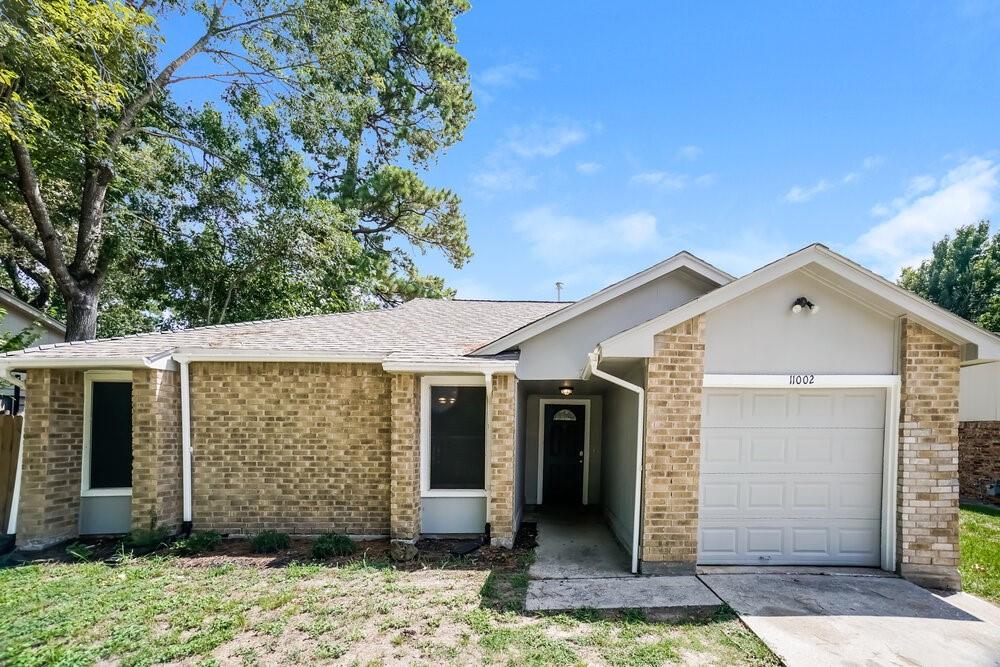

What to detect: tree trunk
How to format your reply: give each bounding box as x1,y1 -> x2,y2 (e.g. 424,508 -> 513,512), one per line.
64,287 -> 99,341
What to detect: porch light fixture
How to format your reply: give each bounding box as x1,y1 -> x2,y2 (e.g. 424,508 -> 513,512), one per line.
791,296 -> 819,314
559,383 -> 573,396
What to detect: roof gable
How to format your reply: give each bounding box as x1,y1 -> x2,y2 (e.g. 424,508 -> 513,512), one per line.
598,244 -> 1000,362
473,251 -> 734,355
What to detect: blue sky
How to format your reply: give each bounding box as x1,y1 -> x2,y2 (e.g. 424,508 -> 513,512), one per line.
168,2 -> 1000,302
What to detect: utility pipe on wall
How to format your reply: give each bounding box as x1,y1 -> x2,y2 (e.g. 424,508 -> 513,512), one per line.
179,359 -> 193,532
586,352 -> 644,575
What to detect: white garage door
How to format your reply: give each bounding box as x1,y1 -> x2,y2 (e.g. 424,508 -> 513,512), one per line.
699,387 -> 885,566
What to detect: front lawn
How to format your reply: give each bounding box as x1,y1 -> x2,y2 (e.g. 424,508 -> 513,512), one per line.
960,503 -> 1000,604
0,539 -> 778,666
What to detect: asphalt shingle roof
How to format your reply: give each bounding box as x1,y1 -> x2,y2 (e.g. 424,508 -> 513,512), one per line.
1,299 -> 568,363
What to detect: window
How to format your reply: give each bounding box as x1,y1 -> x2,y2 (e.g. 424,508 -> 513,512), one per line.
421,376 -> 488,496
82,371 -> 133,496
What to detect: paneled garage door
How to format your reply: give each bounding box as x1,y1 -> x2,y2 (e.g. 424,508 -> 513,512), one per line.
698,387 -> 885,566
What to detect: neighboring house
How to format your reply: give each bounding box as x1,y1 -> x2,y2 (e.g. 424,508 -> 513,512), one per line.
4,243 -> 999,591
0,289 -> 65,413
958,362 -> 1000,505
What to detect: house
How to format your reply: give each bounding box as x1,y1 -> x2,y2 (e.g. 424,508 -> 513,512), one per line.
0,289 -> 65,413
958,362 -> 1000,505
4,243 -> 998,591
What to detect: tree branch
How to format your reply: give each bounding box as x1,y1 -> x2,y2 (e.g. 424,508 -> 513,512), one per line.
0,209 -> 46,265
106,4 -> 224,154
6,140 -> 74,292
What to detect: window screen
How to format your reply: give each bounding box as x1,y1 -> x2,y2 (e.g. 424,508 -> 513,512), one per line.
429,385 -> 486,490
89,381 -> 133,489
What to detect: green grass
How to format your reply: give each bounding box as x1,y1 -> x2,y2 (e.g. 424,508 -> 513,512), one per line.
960,503 -> 1000,604
0,548 -> 778,666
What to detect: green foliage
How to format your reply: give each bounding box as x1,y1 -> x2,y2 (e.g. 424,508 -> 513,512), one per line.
64,542 -> 96,562
0,0 -> 475,339
250,530 -> 291,554
172,531 -> 223,556
959,504 -> 1000,604
899,221 -> 1000,330
127,524 -> 171,550
310,533 -> 356,559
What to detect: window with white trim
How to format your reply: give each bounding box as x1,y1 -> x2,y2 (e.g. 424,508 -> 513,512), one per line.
421,376 -> 487,496
82,371 -> 133,496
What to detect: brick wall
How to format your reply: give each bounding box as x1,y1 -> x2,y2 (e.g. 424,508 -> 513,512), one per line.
389,372 -> 420,541
959,421 -> 1000,505
131,369 -> 182,531
190,362 -> 391,535
16,369 -> 84,550
898,319 -> 962,590
641,316 -> 704,573
488,373 -> 517,547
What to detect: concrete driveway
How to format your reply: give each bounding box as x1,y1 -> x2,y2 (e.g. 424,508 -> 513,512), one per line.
700,573 -> 1000,667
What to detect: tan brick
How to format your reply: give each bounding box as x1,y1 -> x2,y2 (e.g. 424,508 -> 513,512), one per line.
641,316 -> 704,573
390,372 -> 420,541
488,373 -> 517,547
131,369 -> 182,531
16,369 -> 84,550
898,320 -> 962,590
190,362 -> 391,535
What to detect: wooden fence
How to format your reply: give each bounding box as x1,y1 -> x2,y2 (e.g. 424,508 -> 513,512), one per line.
0,415 -> 23,532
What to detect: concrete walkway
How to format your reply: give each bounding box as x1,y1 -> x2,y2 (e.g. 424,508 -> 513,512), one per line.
525,510 -> 722,615
701,572 -> 1000,667
527,509 -> 631,580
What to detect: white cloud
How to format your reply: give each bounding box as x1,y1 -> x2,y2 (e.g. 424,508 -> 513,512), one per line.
631,171 -> 716,191
784,179 -> 832,203
505,122 -> 587,158
513,206 -> 663,265
471,165 -> 536,194
849,157 -> 999,278
862,155 -> 886,171
576,161 -> 603,175
478,62 -> 537,88
676,145 -> 703,161
906,174 -> 937,197
785,155 -> 885,203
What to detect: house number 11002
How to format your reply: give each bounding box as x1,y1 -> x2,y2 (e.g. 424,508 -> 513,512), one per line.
788,374 -> 815,385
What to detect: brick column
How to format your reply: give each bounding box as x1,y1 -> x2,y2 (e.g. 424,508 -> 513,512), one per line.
641,316 -> 704,574
897,319 -> 962,590
389,372 -> 421,542
131,369 -> 182,532
488,373 -> 517,547
16,369 -> 85,550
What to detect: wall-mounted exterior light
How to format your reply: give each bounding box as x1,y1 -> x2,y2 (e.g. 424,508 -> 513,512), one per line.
791,296 -> 819,314
559,383 -> 574,396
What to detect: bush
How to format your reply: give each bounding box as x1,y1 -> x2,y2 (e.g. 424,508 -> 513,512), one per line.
311,533 -> 356,559
172,531 -> 222,556
127,524 -> 171,550
250,530 -> 290,554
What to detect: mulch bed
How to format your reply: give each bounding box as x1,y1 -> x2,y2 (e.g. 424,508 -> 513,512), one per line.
3,521 -> 539,572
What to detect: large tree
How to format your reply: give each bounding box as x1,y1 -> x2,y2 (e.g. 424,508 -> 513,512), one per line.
0,0 -> 473,339
898,221 -> 1000,331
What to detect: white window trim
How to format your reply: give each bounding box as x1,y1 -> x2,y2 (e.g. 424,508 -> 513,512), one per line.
420,375 -> 489,498
81,370 -> 133,498
537,398 -> 592,506
701,373 -> 900,572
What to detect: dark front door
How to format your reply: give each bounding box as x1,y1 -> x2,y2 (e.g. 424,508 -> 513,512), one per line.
543,403 -> 586,505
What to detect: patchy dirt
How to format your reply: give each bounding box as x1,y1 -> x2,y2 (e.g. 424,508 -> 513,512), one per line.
4,523 -> 538,575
